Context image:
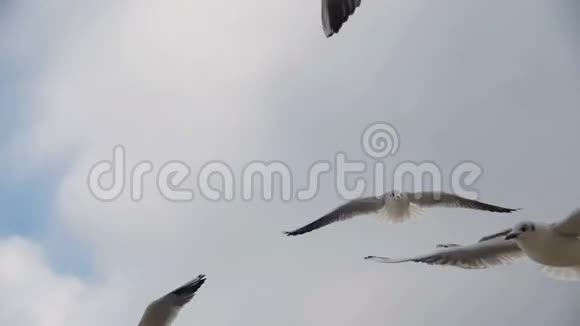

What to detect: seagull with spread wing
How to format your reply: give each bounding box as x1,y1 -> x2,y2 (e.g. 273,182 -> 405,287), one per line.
322,0 -> 363,37
285,191 -> 519,236
366,208 -> 580,280
137,275 -> 206,326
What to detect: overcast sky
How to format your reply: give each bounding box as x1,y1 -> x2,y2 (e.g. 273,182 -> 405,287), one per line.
1,1 -> 580,325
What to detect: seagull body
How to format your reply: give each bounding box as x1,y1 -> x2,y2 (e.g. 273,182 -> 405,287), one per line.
322,0 -> 362,37
138,275 -> 206,326
366,208 -> 580,280
285,191 -> 519,236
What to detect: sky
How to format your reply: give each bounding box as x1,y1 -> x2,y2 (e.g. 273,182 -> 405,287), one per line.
1,0 -> 580,325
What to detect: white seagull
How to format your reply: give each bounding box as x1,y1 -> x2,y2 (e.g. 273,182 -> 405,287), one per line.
366,208 -> 580,280
284,191 -> 519,236
138,275 -> 206,326
322,0 -> 362,37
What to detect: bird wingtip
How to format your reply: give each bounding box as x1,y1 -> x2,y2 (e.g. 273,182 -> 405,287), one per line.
191,275 -> 207,286
365,256 -> 395,263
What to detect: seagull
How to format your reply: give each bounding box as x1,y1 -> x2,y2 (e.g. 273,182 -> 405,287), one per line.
365,208 -> 580,281
322,0 -> 362,37
284,191 -> 519,236
138,275 -> 206,326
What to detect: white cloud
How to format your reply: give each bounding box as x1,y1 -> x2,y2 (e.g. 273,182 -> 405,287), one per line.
0,236 -> 152,326
0,237 -> 89,326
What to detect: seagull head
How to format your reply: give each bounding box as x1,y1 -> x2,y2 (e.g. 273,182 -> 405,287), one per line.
505,222 -> 536,240
388,191 -> 405,200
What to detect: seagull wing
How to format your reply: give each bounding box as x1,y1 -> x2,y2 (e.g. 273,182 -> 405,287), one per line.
407,192 -> 520,213
322,0 -> 362,37
552,208 -> 580,236
138,275 -> 206,326
285,196 -> 384,236
365,238 -> 524,269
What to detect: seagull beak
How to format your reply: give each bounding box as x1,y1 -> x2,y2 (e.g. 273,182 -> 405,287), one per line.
505,233 -> 519,240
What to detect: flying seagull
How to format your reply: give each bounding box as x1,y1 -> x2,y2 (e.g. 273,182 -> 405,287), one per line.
366,208 -> 580,280
285,191 -> 519,236
322,0 -> 362,37
138,274 -> 206,326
